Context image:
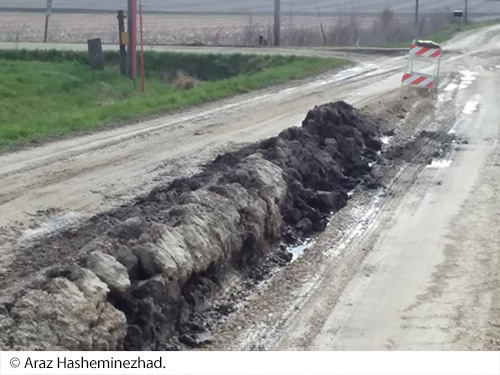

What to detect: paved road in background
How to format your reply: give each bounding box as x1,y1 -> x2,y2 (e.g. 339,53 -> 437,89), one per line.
0,41 -> 407,57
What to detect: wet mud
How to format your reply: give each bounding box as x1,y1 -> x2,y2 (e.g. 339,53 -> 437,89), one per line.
0,101 -> 384,350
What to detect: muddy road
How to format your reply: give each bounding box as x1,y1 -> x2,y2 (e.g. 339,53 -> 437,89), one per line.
0,51 -> 403,273
208,26 -> 500,350
1,26 -> 500,350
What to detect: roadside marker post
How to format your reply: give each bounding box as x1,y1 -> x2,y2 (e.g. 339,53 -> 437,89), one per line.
117,10 -> 128,76
402,40 -> 442,91
454,10 -> 464,31
44,0 -> 52,42
127,0 -> 137,80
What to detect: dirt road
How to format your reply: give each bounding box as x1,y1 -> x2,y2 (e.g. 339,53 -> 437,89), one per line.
203,26 -> 500,350
303,29 -> 500,351
1,26 -> 500,350
0,51 -> 402,274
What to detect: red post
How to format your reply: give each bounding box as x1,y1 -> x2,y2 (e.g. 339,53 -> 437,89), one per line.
131,0 -> 137,79
140,3 -> 145,92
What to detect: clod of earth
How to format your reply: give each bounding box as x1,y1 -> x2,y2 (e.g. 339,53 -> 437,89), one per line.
0,101 -> 383,351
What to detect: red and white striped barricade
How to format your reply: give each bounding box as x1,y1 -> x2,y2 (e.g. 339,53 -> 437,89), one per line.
402,40 -> 442,90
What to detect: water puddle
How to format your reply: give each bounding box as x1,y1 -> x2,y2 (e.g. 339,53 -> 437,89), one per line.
326,193 -> 382,258
427,159 -> 452,169
463,101 -> 480,115
444,81 -> 459,92
381,136 -> 393,145
287,239 -> 316,262
439,80 -> 459,103
459,70 -> 478,90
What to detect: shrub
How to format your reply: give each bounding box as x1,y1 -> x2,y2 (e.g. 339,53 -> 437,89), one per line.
173,71 -> 197,90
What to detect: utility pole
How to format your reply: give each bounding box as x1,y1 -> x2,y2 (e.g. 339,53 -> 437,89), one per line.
315,0 -> 326,46
464,0 -> 468,23
127,0 -> 137,80
414,0 -> 419,25
274,0 -> 280,46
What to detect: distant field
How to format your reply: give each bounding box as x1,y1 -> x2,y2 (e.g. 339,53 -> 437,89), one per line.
2,9 -> 497,47
0,12 -> 374,45
2,0 -> 500,47
2,0 -> 500,14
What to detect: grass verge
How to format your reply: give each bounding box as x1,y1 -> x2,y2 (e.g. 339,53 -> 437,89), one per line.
0,51 -> 347,149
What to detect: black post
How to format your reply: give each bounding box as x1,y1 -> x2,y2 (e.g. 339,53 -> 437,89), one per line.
127,0 -> 137,79
44,0 -> 52,42
414,0 -> 419,25
117,11 -> 127,76
44,15 -> 49,42
464,0 -> 468,23
274,0 -> 281,46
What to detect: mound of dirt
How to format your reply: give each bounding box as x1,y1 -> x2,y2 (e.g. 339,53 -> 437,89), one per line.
0,101 -> 382,351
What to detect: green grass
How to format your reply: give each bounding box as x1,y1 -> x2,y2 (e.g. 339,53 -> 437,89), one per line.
376,20 -> 499,48
0,51 -> 347,149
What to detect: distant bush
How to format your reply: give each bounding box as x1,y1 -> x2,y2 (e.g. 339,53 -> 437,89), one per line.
0,49 -> 88,64
238,8 -> 450,47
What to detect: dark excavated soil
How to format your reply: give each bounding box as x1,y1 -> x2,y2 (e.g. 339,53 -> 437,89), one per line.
0,101 -> 384,351
385,130 -> 457,164
119,101 -> 382,350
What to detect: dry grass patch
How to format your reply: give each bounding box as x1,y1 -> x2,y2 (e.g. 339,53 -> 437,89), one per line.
173,71 -> 197,90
